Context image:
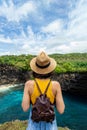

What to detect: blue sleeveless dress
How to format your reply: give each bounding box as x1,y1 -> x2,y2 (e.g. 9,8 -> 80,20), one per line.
26,108 -> 58,130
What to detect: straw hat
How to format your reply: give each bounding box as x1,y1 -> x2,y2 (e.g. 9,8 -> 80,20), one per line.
30,51 -> 57,74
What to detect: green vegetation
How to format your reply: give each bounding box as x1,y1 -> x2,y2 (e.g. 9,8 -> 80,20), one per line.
0,120 -> 70,130
0,53 -> 87,73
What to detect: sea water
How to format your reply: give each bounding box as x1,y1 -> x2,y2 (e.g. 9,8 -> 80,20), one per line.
0,85 -> 87,130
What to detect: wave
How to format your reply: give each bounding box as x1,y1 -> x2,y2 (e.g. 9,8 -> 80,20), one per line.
0,83 -> 24,93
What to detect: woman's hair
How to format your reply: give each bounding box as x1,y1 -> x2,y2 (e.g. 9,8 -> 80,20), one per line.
32,71 -> 53,79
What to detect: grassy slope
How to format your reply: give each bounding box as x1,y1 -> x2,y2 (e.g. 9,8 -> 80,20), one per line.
0,120 -> 70,130
0,53 -> 87,73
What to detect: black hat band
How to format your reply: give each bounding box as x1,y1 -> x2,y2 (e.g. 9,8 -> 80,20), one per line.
36,62 -> 50,69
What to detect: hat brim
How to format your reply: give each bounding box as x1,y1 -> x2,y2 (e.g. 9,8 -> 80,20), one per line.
30,57 -> 57,74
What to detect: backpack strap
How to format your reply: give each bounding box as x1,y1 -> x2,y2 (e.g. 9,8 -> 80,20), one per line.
44,79 -> 51,94
34,79 -> 51,95
34,79 -> 42,94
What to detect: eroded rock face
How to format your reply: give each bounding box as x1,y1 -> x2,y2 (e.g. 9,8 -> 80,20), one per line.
53,73 -> 87,96
0,64 -> 28,84
0,64 -> 87,96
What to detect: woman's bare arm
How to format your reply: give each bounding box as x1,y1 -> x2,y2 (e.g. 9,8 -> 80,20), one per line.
21,81 -> 30,112
55,82 -> 65,114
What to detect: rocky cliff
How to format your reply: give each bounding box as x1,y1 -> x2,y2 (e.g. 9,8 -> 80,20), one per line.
53,72 -> 87,96
0,64 -> 87,96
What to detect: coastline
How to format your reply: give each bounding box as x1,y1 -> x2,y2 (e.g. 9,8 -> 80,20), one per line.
0,63 -> 87,96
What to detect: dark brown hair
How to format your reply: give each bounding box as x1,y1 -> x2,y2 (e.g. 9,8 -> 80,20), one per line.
32,71 -> 53,79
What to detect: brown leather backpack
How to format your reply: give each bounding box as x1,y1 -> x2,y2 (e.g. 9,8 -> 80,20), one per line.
31,79 -> 55,123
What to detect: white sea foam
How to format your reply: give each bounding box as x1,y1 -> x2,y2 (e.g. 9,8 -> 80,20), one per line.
0,84 -> 23,92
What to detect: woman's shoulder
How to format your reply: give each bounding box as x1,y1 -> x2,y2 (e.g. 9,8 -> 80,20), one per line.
25,80 -> 34,84
24,80 -> 34,94
52,80 -> 60,86
24,80 -> 34,88
52,80 -> 61,91
51,80 -> 61,96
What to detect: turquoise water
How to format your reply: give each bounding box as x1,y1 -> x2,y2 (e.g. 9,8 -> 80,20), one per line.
0,85 -> 87,130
